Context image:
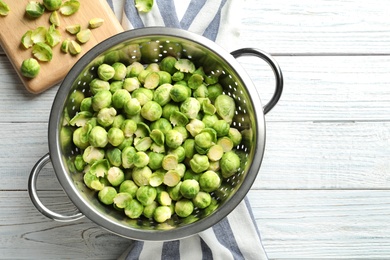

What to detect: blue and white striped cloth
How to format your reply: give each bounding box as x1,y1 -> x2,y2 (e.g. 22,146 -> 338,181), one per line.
108,1 -> 268,259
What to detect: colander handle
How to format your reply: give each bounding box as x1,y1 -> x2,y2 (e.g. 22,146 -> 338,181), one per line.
28,153 -> 84,222
231,48 -> 283,115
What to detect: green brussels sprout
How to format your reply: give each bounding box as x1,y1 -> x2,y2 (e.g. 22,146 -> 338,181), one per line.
60,0 -> 80,16
163,169 -> 181,187
121,119 -> 138,137
113,192 -> 132,209
106,148 -> 122,167
140,101 -> 162,121
80,97 -> 93,112
180,179 -> 200,199
153,205 -> 172,223
228,128 -> 242,147
150,118 -> 172,134
26,1 -> 45,18
159,56 -> 177,74
134,136 -> 153,151
126,61 -> 144,77
112,89 -> 131,109
169,110 -> 189,127
112,62 -> 127,81
110,81 -> 124,94
180,97 -> 201,119
112,114 -> 126,129
149,170 -> 165,187
208,160 -> 220,172
123,77 -> 141,92
97,107 -> 117,127
123,98 -> 141,116
132,88 -> 154,106
72,124 -> 91,149
118,137 -> 134,150
97,63 -> 115,81
175,199 -> 194,218
133,122 -> 149,138
193,84 -> 208,99
107,127 -> 124,147
170,84 -> 190,103
119,180 -> 138,197
165,129 -> 184,149
144,71 -> 160,90
220,151 -> 241,178
189,154 -> 210,174
0,0 -> 10,16
172,71 -> 184,82
199,170 -> 221,192
149,129 -> 164,146
214,94 -> 236,124
157,191 -> 172,206
194,130 -> 215,152
143,201 -> 158,219
98,186 -> 117,205
162,103 -> 179,120
207,144 -> 224,162
183,169 -> 200,181
192,191 -> 212,209
207,83 -> 223,101
150,143 -> 165,154
82,146 -> 105,164
205,74 -> 219,85
83,171 -> 104,191
124,199 -> 144,219
21,58 -> 40,78
168,146 -> 186,163
88,126 -> 108,148
136,185 -> 157,206
137,69 -> 150,84
92,90 -> 112,112
121,146 -> 137,169
107,166 -> 125,186
145,62 -> 159,72
217,136 -> 234,152
74,154 -> 86,172
174,59 -> 195,73
132,166 -> 152,186
186,119 -> 205,137
146,152 -> 163,171
89,159 -> 110,179
167,182 -> 182,201
183,138 -> 195,159
213,119 -> 230,137
153,83 -> 172,106
133,151 -> 149,168
157,71 -> 172,85
188,74 -> 204,90
90,78 -> 110,94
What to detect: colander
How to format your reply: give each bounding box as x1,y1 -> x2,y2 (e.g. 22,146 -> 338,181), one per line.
28,27 -> 283,241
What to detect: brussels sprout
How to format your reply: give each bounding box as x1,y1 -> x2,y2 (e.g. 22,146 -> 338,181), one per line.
133,151 -> 149,168
32,42 -> 53,62
149,170 -> 165,187
137,69 -> 150,84
112,89 -> 131,110
26,1 -> 45,18
123,77 -> 141,92
167,182 -> 182,201
83,171 -> 104,191
92,90 -> 112,111
121,146 -> 136,169
123,98 -> 141,116
157,71 -> 172,85
119,180 -> 138,197
192,191 -> 212,209
183,169 -> 200,182
150,143 -> 165,154
89,17 -> 104,29
140,101 -> 162,121
153,205 -> 171,223
162,103 -> 179,120
80,97 -> 93,112
89,159 -> 110,178
175,199 -> 194,218
134,122 -> 150,138
126,62 -> 144,77
217,136 -> 234,152
110,81 -> 124,94
213,119 -> 230,137
194,130 -> 215,152
208,160 -> 220,172
132,88 -> 154,106
21,58 -> 40,78
121,119 -> 137,137
163,169 -> 181,187
97,64 -> 115,81
207,83 -> 223,101
97,107 -> 116,127
165,129 -> 183,149
193,84 -> 208,99
46,25 -> 61,47
169,110 -> 189,127
153,83 -> 172,106
113,192 -> 132,209
183,138 -> 195,159
60,0 -> 80,16
21,30 -> 33,49
106,148 -> 122,167
228,128 -> 242,147
199,170 -> 221,192
82,146 -> 104,164
186,119 -> 205,137
98,186 -> 117,205
214,94 -> 236,124
112,62 -> 127,81
168,146 -> 185,163
157,191 -> 172,206
162,154 -> 178,171
0,0 -> 10,16
220,151 -> 241,178
170,83 -> 190,103
159,56 -> 177,74
132,166 -> 152,186
69,111 -> 93,127
76,29 -> 91,44
149,129 -> 164,146
143,71 -> 160,90
207,144 -> 224,162
142,201 -> 158,219
107,127 -> 125,147
180,97 -> 201,120
134,136 -> 153,151
65,24 -> 81,34
172,71 -> 184,82
150,118 -> 172,134
68,40 -> 81,55
74,154 -> 85,172
90,78 -> 110,94
180,179 -> 200,199
107,167 -> 125,186
136,185 -> 157,206
188,74 -> 204,90
189,154 -> 210,174
112,114 -> 126,129
88,126 -> 108,148
118,137 -> 134,150
124,199 -> 144,219
31,26 -> 47,44
174,59 -> 195,73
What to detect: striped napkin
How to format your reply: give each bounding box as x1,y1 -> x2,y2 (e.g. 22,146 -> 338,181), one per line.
107,1 -> 268,259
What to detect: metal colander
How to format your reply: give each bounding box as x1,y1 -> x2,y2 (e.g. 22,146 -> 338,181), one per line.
29,27 -> 283,241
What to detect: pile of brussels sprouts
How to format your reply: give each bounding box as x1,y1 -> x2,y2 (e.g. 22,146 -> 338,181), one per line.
67,55 -> 244,223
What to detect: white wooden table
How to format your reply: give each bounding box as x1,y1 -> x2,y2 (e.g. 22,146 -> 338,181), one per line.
1,0 -> 390,258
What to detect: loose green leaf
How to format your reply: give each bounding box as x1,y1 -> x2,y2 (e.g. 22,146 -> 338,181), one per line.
26,1 -> 45,18
32,42 -> 53,61
60,0 -> 80,16
134,0 -> 154,13
0,0 -> 10,16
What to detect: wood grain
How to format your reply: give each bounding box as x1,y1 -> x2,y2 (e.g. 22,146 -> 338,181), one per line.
0,0 -> 123,94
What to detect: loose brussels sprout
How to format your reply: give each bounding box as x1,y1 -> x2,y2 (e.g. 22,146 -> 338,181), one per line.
97,107 -> 116,127
220,151 -> 241,178
144,72 -> 160,89
188,74 -> 204,90
167,182 -> 182,201
97,64 -> 115,81
82,146 -> 105,164
142,201 -> 158,219
136,185 -> 157,206
26,1 -> 45,18
214,94 -> 236,124
163,169 -> 181,187
132,88 -> 154,106
189,154 -> 210,174
69,111 -> 93,127
153,83 -> 172,106
92,90 -> 112,111
180,179 -> 200,199
106,148 -> 122,167
123,98 -> 141,116
183,138 -> 195,159
0,0 -> 10,16
140,101 -> 162,121
121,119 -> 137,137
147,151 -> 164,170
113,192 -> 132,209
174,59 -> 195,73
207,83 -> 223,101
213,119 -> 230,137
133,151 -> 149,168
89,159 -> 110,178
168,146 -> 185,163
112,62 -> 127,81
154,205 -> 172,223
169,110 -> 189,127
228,128 -> 242,147
107,127 -> 125,147
89,18 -> 104,29
60,0 -> 80,16
98,186 -> 117,205
186,119 -> 205,137
83,171 -> 104,191
126,61 -> 144,77
149,170 -> 165,187
157,191 -> 172,206
159,56 -> 177,74
192,191 -> 212,209
119,180 -> 138,197
74,154 -> 86,172
112,89 -> 131,109
180,98 -> 201,119
217,136 -> 234,152
80,97 -> 93,112
175,199 -> 194,218
162,103 -> 179,120
199,170 -> 221,192
121,146 -> 136,169
132,166 -> 152,186
194,130 -> 215,152
107,167 -> 125,186
207,144 -> 224,162
124,199 -> 144,219
76,29 -> 91,44
21,58 -> 40,78
162,154 -> 178,171
88,126 -> 108,148
134,136 -> 153,151
172,71 -> 184,82
112,114 -> 126,129
123,77 -> 141,92
32,42 -> 53,62
165,129 -> 184,149
157,71 -> 172,85
90,78 -> 110,94
170,84 -> 190,102
150,118 -> 172,134
149,129 -> 164,146
193,84 -> 209,99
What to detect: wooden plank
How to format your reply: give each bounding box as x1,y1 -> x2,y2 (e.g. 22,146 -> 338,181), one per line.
240,0 -> 390,54
249,190 -> 390,259
0,0 -> 123,93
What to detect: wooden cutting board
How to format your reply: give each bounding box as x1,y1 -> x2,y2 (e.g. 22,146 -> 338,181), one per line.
0,0 -> 124,94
